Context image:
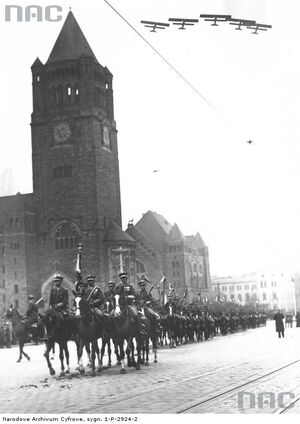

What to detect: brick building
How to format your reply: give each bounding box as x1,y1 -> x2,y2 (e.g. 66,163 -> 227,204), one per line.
126,211 -> 211,302
0,12 -> 211,313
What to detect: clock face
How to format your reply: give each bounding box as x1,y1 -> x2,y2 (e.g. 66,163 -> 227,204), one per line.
54,123 -> 71,143
103,126 -> 110,147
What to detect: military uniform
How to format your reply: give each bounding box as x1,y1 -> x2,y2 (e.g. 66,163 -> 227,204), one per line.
115,272 -> 146,335
26,296 -> 38,326
49,286 -> 69,313
104,282 -> 115,313
136,280 -> 160,333
84,275 -> 104,318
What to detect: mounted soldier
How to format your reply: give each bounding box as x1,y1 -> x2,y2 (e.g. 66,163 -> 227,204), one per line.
49,274 -> 69,318
104,281 -> 115,313
83,275 -> 105,319
114,272 -> 146,335
136,279 -> 161,334
26,295 -> 38,326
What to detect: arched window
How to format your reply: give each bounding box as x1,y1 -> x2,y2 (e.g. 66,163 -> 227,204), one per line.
54,222 -> 79,250
66,84 -> 72,102
136,260 -> 146,281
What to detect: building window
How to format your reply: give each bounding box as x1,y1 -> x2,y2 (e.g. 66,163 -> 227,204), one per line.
3,294 -> 5,304
14,299 -> 19,309
262,293 -> 267,300
230,294 -> 234,300
9,217 -> 13,228
53,166 -> 73,179
54,222 -> 79,250
15,217 -> 19,228
245,293 -> 250,302
14,285 -> 18,294
273,293 -> 277,300
2,265 -> 5,274
238,294 -> 242,302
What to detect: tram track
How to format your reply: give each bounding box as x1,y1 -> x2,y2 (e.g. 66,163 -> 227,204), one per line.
80,358 -> 300,414
177,358 -> 300,413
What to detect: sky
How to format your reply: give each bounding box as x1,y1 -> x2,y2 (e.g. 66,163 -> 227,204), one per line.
0,0 -> 300,276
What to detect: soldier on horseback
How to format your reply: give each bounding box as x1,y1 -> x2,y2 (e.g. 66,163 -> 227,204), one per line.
83,275 -> 105,319
49,274 -> 69,317
114,272 -> 146,335
136,279 -> 161,334
26,295 -> 38,326
104,281 -> 115,313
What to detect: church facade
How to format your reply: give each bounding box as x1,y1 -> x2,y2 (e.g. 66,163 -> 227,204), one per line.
0,12 -> 211,313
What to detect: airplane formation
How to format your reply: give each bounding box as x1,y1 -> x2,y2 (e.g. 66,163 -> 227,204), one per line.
141,14 -> 272,34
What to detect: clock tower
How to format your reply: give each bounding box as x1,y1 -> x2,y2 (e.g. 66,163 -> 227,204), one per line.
31,11 -> 127,283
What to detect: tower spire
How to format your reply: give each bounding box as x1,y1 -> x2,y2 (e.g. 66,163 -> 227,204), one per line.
47,11 -> 97,64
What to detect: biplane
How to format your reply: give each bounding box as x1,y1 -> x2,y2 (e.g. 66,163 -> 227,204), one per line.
140,20 -> 169,32
246,23 -> 272,34
229,18 -> 257,30
168,17 -> 199,30
200,14 -> 232,26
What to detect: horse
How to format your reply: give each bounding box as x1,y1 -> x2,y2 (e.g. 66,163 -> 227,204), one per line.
39,307 -> 77,377
111,294 -> 143,373
164,305 -> 180,348
6,306 -> 30,362
99,301 -> 117,368
73,296 -> 103,376
138,306 -> 159,365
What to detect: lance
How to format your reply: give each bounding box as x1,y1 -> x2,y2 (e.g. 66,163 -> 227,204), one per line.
75,243 -> 83,292
144,275 -> 156,295
35,297 -> 44,306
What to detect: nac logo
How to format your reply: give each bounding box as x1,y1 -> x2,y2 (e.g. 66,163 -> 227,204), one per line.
5,5 -> 63,22
238,391 -> 296,410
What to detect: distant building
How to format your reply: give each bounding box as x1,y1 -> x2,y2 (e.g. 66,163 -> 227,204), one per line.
0,13 -> 212,313
211,271 -> 296,311
126,211 -> 211,302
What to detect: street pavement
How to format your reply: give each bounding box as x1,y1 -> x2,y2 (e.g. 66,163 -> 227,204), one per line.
1,320 -> 300,414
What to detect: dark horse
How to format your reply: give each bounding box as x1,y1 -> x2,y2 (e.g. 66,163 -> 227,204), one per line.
74,296 -> 103,376
6,305 -> 30,362
138,307 -> 158,366
111,294 -> 143,374
39,307 -> 77,377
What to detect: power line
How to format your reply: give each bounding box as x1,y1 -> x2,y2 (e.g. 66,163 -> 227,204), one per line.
104,0 -> 225,120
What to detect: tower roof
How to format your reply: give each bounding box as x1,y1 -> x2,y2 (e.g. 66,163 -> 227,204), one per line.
47,11 -> 98,64
167,223 -> 185,242
104,220 -> 135,244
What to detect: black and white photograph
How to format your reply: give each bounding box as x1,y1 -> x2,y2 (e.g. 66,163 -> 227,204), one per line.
0,0 -> 300,416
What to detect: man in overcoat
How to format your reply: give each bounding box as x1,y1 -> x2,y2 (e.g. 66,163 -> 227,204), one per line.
274,309 -> 285,338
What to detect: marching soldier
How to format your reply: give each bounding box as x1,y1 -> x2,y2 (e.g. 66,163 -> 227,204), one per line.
26,295 -> 38,326
83,275 -> 105,319
114,272 -> 146,335
49,274 -> 69,316
136,279 -> 161,334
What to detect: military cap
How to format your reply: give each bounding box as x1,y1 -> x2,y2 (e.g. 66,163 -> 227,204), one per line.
119,272 -> 128,278
138,280 -> 146,286
54,274 -> 63,281
28,295 -> 35,299
108,281 -> 115,287
86,275 -> 96,281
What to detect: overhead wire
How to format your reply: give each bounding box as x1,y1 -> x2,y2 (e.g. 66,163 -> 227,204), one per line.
104,0 -> 226,121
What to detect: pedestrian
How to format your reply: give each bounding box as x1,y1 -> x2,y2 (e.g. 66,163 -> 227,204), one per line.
296,311 -> 300,327
274,309 -> 285,338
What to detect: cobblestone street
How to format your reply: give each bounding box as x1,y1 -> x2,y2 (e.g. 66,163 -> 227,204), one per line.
1,321 -> 300,414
